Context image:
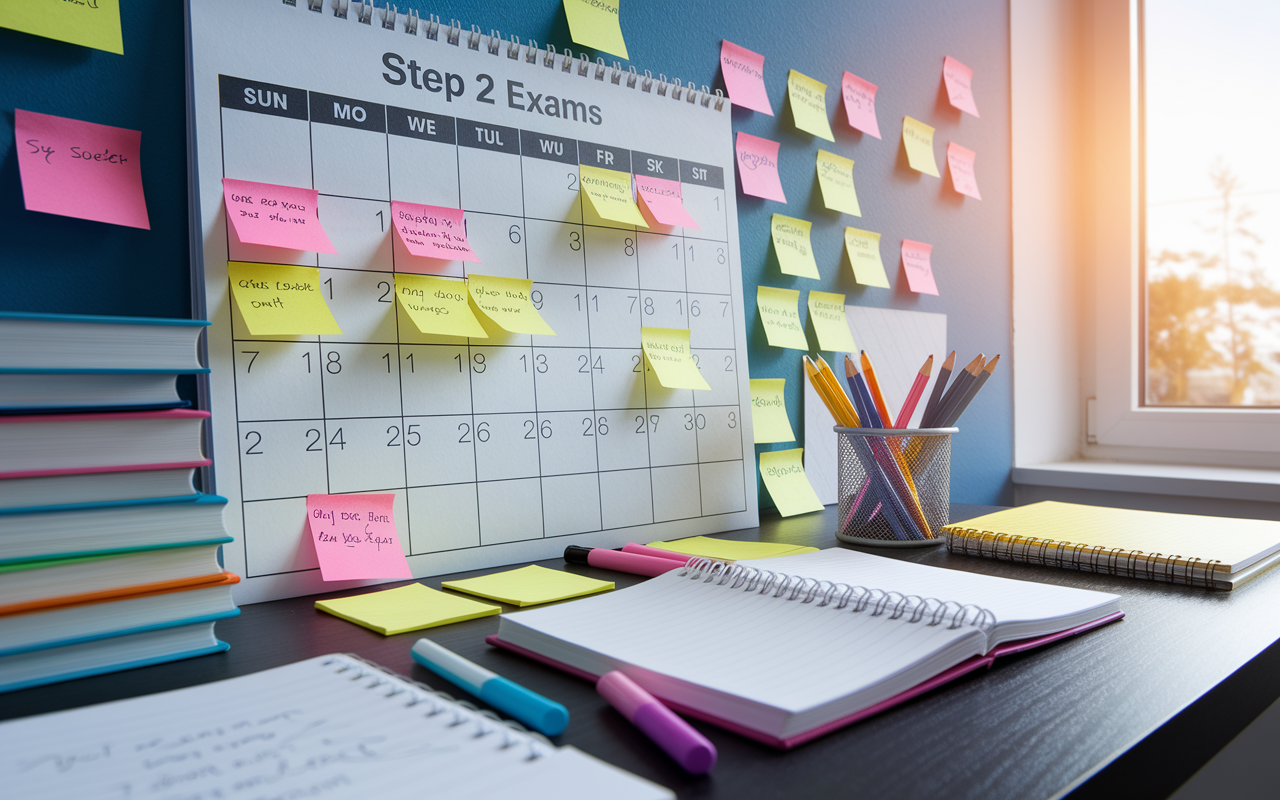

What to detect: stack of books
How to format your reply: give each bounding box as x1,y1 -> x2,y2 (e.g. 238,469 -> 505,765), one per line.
0,312 -> 238,693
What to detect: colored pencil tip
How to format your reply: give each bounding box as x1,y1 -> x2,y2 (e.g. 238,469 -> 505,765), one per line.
963,353 -> 985,374
982,354 -> 1001,374
941,351 -> 957,370
921,354 -> 934,376
844,355 -> 856,377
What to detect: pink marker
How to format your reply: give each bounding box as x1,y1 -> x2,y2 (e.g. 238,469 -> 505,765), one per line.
620,543 -> 694,563
597,671 -> 717,774
563,546 -> 683,577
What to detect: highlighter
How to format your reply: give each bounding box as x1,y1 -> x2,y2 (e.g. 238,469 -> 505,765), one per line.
563,545 -> 685,577
620,542 -> 696,563
597,670 -> 717,774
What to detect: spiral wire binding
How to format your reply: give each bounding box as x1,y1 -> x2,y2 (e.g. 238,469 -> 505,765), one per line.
943,527 -> 1227,589
285,0 -> 724,111
320,653 -> 553,761
677,558 -> 997,633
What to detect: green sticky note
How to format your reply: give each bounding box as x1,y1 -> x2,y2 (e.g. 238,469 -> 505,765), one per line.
645,536 -> 818,561
759,448 -> 825,517
562,0 -> 629,59
1,0 -> 123,54
443,565 -> 614,607
770,214 -> 820,279
314,583 -> 500,636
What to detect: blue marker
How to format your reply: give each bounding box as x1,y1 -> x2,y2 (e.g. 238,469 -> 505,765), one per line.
411,638 -> 569,736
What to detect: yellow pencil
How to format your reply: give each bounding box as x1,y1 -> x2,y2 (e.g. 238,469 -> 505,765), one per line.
812,355 -> 861,428
803,356 -> 858,428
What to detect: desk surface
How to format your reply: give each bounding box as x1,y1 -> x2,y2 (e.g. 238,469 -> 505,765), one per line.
5,504 -> 1280,800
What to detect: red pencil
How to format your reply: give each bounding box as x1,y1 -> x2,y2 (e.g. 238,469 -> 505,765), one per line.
894,355 -> 934,428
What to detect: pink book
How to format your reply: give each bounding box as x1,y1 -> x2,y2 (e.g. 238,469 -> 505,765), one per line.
0,409 -> 208,479
487,548 -> 1124,749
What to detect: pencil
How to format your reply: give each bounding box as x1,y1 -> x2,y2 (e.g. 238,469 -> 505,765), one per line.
803,356 -> 858,428
930,354 -> 984,429
813,355 -> 861,428
942,354 -> 999,427
894,355 -> 933,429
921,351 -> 955,429
859,351 -> 893,430
843,356 -> 879,428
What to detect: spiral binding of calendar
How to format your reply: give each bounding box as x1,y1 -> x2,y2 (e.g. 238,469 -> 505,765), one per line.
281,0 -> 727,111
943,527 -> 1227,588
321,653 -> 553,760
679,557 -> 997,633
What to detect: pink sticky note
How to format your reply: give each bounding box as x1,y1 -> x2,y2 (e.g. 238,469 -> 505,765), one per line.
390,201 -> 480,262
947,142 -> 982,200
901,240 -> 939,296
840,72 -> 881,139
720,40 -> 774,115
735,132 -> 787,203
943,56 -> 980,117
15,109 -> 150,229
222,178 -> 335,254
307,494 -> 411,581
634,176 -> 700,229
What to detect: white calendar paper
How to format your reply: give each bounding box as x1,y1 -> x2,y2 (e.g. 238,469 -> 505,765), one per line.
188,0 -> 758,603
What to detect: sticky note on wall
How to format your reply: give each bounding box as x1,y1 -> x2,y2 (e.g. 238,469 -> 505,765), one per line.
841,72 -> 881,138
844,228 -> 890,288
720,40 -> 774,115
750,378 -> 796,444
562,0 -> 628,59
900,240 -> 939,296
307,493 -> 411,582
16,110 -> 148,229
390,201 -> 480,261
223,178 -> 335,253
228,262 -> 342,336
807,291 -> 857,352
635,175 -> 699,228
946,142 -> 982,200
641,327 -> 710,390
467,274 -> 555,336
735,132 -> 786,203
770,214 -> 820,279
815,150 -> 861,217
758,449 -> 824,517
756,286 -> 809,351
579,165 -> 648,228
787,71 -> 834,141
1,0 -> 123,54
395,274 -> 488,338
943,56 -> 980,117
902,117 -> 940,177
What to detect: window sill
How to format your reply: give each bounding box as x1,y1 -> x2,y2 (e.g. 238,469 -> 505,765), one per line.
1012,461 -> 1280,504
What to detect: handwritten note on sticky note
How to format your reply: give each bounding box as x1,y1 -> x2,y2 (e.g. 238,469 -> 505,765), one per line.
395,274 -> 488,338
735,132 -> 786,203
902,117 -> 940,177
751,378 -> 796,444
759,448 -> 825,517
646,536 -> 818,561
579,165 -> 648,228
720,40 -> 773,115
467,274 -> 555,335
841,72 -> 881,138
635,175 -> 699,228
391,201 -> 480,262
315,583 -> 499,636
444,565 -> 614,607
844,228 -> 890,288
757,286 -> 809,351
943,56 -> 980,117
901,240 -> 939,296
228,262 -> 342,336
1,0 -> 122,54
771,214 -> 819,279
641,327 -> 711,391
15,110 -> 148,229
807,291 -> 857,352
307,494 -> 411,582
223,179 -> 335,253
787,70 -> 834,141
815,150 -> 861,217
947,142 -> 982,199
562,0 -> 628,59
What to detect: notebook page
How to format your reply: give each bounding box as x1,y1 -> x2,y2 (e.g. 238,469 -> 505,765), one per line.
0,655 -> 671,800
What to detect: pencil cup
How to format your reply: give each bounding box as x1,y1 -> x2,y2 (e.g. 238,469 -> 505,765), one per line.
834,427 -> 956,547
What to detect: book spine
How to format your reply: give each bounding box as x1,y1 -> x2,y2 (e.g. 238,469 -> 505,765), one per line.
942,527 -> 1227,589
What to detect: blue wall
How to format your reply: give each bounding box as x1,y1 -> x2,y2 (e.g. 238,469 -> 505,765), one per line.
0,0 -> 1013,506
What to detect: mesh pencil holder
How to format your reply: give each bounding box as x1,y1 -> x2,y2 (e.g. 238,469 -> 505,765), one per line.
834,427 -> 956,547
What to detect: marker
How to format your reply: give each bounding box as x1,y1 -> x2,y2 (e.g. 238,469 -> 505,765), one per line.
597,670 -> 717,774
564,545 -> 685,577
620,542 -> 695,563
411,638 -> 569,736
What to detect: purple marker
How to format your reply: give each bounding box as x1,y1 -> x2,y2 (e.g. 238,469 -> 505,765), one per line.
597,671 -> 716,774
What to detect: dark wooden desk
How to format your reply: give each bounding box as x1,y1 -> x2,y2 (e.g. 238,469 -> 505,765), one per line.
5,504 -> 1280,800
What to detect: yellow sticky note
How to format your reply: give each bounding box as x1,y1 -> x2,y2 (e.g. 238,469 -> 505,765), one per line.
562,0 -> 628,60
314,582 -> 500,636
770,214 -> 820,279
844,227 -> 891,288
1,0 -> 123,54
757,286 -> 809,351
902,116 -> 940,177
228,262 -> 341,336
815,150 -> 861,216
759,448 -> 825,517
579,164 -> 648,228
395,273 -> 488,338
645,536 -> 818,561
443,564 -> 613,607
750,378 -> 796,444
467,274 -> 555,336
806,291 -> 857,353
641,327 -> 711,390
787,70 -> 834,141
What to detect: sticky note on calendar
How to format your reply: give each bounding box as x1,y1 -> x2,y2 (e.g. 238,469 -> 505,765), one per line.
756,286 -> 809,351
750,379 -> 796,444
15,110 -> 148,229
806,291 -> 857,353
390,201 -> 480,261
395,274 -> 488,338
228,262 -> 342,336
720,40 -> 773,115
735,133 -> 786,203
562,0 -> 628,60
641,327 -> 710,391
844,228 -> 890,288
900,240 -> 939,296
578,165 -> 649,228
814,150 -> 861,217
223,178 -> 335,253
943,56 -> 980,117
466,274 -> 556,336
315,583 -> 499,635
786,70 -> 834,141
306,494 -> 411,582
840,72 -> 881,138
635,175 -> 699,228
0,0 -> 123,54
444,565 -> 613,607
758,449 -> 824,517
902,117 -> 940,178
770,215 -> 819,279
946,142 -> 982,199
